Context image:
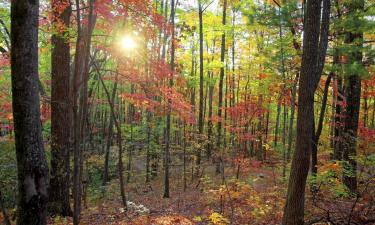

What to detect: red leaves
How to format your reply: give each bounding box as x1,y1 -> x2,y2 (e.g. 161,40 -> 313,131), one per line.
159,87 -> 195,123
0,53 -> 9,69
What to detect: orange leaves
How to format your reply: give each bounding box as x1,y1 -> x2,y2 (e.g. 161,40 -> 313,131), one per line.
320,162 -> 341,174
258,73 -> 268,80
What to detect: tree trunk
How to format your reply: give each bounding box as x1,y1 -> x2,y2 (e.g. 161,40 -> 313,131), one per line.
333,77 -> 344,160
216,0 -> 227,174
163,0 -> 175,198
282,0 -> 330,224
11,0 -> 49,224
103,82 -> 117,185
0,190 -> 11,225
49,0 -> 72,216
342,0 -> 364,192
274,95 -> 282,147
98,70 -> 127,209
311,73 -> 332,174
197,0 -> 204,166
287,74 -> 299,161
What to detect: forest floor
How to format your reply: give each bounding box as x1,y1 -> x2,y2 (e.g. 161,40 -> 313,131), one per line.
48,158 -> 287,225
45,154 -> 375,225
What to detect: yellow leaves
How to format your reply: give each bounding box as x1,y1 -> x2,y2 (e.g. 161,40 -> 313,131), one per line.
364,33 -> 375,41
152,215 -> 194,225
193,216 -> 202,222
263,143 -> 271,151
209,212 -> 230,225
51,215 -> 68,225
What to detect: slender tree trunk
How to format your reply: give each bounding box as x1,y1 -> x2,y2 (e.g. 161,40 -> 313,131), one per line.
333,77 -> 344,160
146,111 -> 152,183
216,0 -> 227,174
163,0 -> 175,198
11,0 -> 49,224
207,71 -> 214,159
183,123 -> 187,191
97,70 -> 127,209
282,0 -> 330,224
103,82 -> 117,185
274,96 -> 282,147
371,98 -> 375,128
311,73 -> 332,174
197,0 -> 204,166
287,74 -> 299,161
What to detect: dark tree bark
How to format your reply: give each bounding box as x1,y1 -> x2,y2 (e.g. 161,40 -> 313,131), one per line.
282,0 -> 330,224
342,0 -> 364,193
11,0 -> 49,224
197,0 -> 204,165
0,190 -> 11,225
49,0 -> 72,216
311,73 -> 332,174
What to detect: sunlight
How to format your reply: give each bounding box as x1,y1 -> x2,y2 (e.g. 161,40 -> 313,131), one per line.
120,36 -> 136,50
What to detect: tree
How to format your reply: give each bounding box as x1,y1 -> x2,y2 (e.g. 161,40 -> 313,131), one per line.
342,0 -> 364,194
49,0 -> 72,216
164,0 -> 176,198
11,0 -> 49,224
216,0 -> 227,174
282,0 -> 330,224
198,0 -> 204,165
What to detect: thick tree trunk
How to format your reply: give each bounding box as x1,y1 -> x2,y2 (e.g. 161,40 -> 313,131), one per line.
342,75 -> 361,193
49,0 -> 72,216
11,0 -> 49,224
0,190 -> 11,225
341,0 -> 363,194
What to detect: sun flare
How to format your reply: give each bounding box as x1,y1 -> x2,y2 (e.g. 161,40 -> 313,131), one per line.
120,36 -> 136,50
